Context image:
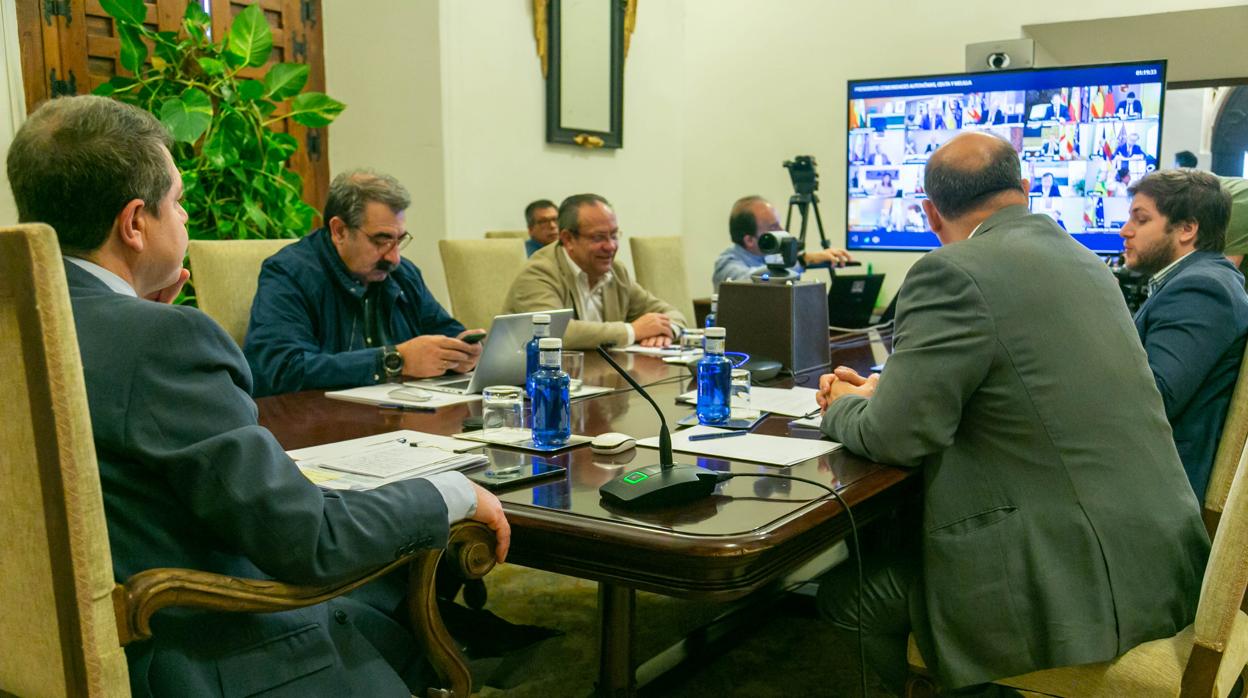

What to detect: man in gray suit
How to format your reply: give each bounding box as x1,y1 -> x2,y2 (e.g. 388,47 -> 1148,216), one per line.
7,95 -> 510,696
815,132 -> 1208,692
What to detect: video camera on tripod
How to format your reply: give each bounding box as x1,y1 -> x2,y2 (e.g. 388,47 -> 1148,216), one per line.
783,155 -> 819,196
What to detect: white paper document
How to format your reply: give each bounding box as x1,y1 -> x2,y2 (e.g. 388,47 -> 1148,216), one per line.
326,384 -> 481,408
677,386 -> 820,418
613,344 -> 699,359
637,425 -> 840,467
288,430 -> 486,491
788,414 -> 823,429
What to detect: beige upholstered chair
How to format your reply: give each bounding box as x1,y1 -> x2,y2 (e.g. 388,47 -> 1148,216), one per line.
1204,347 -> 1248,535
906,441 -> 1248,698
0,224 -> 496,697
186,238 -> 296,345
629,235 -> 694,321
484,230 -> 528,240
438,238 -> 528,330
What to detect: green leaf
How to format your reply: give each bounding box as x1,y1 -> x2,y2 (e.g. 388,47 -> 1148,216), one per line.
263,63 -> 309,100
197,57 -> 225,76
238,79 -> 266,102
116,23 -> 148,73
287,92 -> 345,128
159,88 -> 213,143
226,4 -> 274,69
265,132 -> 299,160
183,1 -> 210,40
99,0 -> 146,25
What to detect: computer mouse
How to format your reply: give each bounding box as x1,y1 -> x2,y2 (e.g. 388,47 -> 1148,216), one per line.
590,432 -> 636,455
389,387 -> 432,402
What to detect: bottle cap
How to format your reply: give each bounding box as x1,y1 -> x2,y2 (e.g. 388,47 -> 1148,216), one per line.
538,337 -> 562,350
533,313 -> 551,324
705,327 -> 725,338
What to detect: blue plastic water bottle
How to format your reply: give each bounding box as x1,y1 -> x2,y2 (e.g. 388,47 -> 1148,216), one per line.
531,337 -> 571,447
704,293 -> 718,329
697,327 -> 731,425
525,313 -> 552,397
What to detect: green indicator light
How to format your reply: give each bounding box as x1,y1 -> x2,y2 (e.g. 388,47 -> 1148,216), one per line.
623,471 -> 649,484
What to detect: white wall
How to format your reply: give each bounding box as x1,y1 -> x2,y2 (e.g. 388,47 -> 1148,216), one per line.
1161,88 -> 1211,170
321,0 -> 1248,307
437,0 -> 688,280
323,0 -> 450,301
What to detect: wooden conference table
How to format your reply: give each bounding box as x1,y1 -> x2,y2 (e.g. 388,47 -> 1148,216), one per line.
257,329 -> 914,696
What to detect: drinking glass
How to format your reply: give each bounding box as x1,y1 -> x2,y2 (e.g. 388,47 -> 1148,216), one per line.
561,351 -> 584,393
481,385 -> 526,440
680,329 -> 705,354
730,368 -> 758,419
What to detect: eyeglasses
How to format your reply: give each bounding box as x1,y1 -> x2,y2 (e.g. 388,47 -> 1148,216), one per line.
574,231 -> 623,246
366,231 -> 413,253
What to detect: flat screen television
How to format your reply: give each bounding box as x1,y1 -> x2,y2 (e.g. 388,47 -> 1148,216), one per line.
846,60 -> 1167,254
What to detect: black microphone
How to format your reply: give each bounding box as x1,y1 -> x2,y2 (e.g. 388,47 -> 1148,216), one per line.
595,346 -> 725,508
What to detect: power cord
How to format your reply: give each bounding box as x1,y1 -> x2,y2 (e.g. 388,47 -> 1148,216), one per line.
713,471 -> 867,698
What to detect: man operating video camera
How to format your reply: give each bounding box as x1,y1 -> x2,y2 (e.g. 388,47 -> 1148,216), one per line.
712,195 -> 854,288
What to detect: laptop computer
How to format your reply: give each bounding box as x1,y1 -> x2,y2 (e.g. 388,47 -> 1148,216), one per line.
410,309 -> 574,394
827,274 -> 885,329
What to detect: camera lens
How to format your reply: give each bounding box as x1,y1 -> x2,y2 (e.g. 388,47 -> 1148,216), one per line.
987,53 -> 1010,70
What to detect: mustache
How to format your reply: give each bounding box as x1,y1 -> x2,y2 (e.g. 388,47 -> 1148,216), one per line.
374,259 -> 397,273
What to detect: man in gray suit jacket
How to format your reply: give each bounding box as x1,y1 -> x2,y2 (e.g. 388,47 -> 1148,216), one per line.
816,133 -> 1208,692
8,96 -> 510,697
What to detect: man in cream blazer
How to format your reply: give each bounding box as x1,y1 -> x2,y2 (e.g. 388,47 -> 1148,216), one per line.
504,193 -> 686,349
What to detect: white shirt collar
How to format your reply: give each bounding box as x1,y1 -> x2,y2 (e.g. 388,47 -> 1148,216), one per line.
66,256 -> 137,297
560,245 -> 613,292
1148,249 -> 1195,291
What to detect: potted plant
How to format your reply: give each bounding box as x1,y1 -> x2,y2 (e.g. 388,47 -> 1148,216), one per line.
94,0 -> 345,249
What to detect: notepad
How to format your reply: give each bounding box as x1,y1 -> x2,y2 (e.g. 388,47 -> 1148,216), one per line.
288,430 -> 487,491
638,425 -> 840,467
677,386 -> 820,418
325,384 -> 482,408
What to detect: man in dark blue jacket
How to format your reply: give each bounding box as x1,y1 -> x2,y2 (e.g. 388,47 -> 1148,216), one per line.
245,170 -> 484,396
7,94 -> 510,697
1121,169 -> 1248,500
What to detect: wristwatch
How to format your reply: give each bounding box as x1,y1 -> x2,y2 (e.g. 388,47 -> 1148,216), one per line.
381,345 -> 404,380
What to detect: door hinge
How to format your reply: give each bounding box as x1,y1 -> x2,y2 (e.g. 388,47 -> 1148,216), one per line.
292,34 -> 308,63
300,0 -> 317,26
43,0 -> 72,25
49,68 -> 77,97
306,129 -> 322,161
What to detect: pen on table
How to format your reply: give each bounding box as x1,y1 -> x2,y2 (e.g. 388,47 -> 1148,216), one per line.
378,403 -> 437,413
688,430 -> 747,441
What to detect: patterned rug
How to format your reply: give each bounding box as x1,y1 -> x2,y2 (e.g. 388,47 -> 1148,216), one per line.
468,563 -> 894,697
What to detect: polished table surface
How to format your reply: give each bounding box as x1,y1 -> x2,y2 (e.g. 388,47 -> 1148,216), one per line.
257,328 -> 911,694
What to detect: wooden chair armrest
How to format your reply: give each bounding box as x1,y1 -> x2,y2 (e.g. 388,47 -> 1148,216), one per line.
113,521 -> 498,697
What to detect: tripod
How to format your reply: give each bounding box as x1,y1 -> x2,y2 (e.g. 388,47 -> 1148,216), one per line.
784,191 -> 832,253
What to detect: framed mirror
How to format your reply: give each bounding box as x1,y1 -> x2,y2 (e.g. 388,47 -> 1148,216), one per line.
543,0 -> 629,149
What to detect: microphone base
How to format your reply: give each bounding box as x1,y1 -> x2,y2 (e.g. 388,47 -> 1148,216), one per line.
599,463 -> 723,509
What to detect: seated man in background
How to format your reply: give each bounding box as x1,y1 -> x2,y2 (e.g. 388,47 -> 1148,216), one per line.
7,94 -> 510,697
524,198 -> 559,256
712,195 -> 853,288
816,132 -> 1207,694
1120,169 -> 1248,500
245,170 -> 484,396
504,193 -> 686,348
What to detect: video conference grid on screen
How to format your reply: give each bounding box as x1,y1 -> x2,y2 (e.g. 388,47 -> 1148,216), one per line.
846,61 -> 1167,254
